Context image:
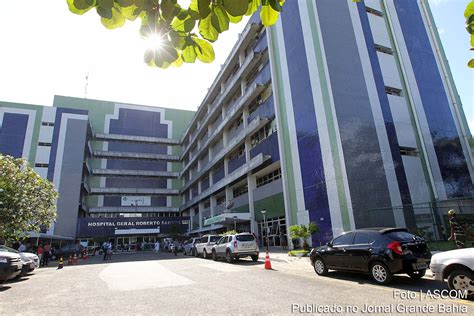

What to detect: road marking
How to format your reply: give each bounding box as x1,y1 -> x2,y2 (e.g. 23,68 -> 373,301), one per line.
99,261 -> 193,291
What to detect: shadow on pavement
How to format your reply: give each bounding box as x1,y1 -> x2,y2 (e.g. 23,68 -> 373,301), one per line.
0,285 -> 11,292
321,271 -> 448,292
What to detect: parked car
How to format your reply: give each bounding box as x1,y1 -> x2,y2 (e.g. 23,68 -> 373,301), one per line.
0,245 -> 40,268
195,235 -> 221,259
0,251 -> 22,283
19,255 -> 35,277
430,248 -> 474,300
211,233 -> 259,263
310,228 -> 431,285
183,238 -> 201,256
50,244 -> 85,260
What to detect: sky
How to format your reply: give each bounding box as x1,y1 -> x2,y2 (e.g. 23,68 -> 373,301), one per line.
0,0 -> 472,132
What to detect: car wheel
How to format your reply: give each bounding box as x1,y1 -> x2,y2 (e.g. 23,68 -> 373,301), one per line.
251,255 -> 258,262
370,262 -> 393,285
447,269 -> 474,300
408,269 -> 426,280
203,249 -> 208,259
212,250 -> 218,261
225,250 -> 234,264
313,257 -> 328,276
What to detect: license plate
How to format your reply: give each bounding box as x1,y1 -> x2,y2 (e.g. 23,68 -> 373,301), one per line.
241,243 -> 252,248
413,262 -> 427,270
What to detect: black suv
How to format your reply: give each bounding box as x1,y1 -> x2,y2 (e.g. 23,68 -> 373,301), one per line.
310,228 -> 431,285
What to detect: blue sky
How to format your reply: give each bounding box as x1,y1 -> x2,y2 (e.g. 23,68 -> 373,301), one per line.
429,0 -> 474,133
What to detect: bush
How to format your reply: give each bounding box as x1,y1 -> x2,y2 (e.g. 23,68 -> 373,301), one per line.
288,250 -> 310,257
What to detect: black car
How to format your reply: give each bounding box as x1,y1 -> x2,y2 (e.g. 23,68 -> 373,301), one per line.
310,228 -> 431,285
50,244 -> 85,260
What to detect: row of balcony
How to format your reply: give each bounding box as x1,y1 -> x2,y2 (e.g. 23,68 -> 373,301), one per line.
94,133 -> 180,145
91,168 -> 179,178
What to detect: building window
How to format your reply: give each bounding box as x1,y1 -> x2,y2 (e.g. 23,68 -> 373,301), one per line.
216,195 -> 226,205
374,44 -> 393,55
233,184 -> 248,198
256,168 -> 282,188
229,144 -> 245,160
400,147 -> 418,157
385,86 -> 402,96
251,121 -> 277,148
366,6 -> 384,17
38,142 -> 52,147
41,122 -> 54,127
34,163 -> 48,168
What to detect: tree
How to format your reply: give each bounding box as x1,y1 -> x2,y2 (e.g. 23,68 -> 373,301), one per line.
289,223 -> 318,251
466,0 -> 474,67
0,155 -> 58,243
66,0 -> 286,68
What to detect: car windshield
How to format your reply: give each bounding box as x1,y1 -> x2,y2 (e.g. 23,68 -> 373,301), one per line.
0,245 -> 19,253
385,231 -> 416,242
236,235 -> 254,241
210,236 -> 220,242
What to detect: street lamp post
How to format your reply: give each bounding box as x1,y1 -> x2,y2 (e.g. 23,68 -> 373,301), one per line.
261,209 -> 269,253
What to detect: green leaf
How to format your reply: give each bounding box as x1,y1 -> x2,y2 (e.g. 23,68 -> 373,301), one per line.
116,0 -> 134,7
464,0 -> 474,19
468,59 -> 474,68
120,4 -> 141,21
67,0 -> 96,15
228,13 -> 243,24
268,0 -> 282,12
211,5 -> 229,33
161,0 -> 179,21
194,37 -> 215,63
101,7 -> 125,29
73,0 -> 96,10
198,14 -> 219,42
97,0 -> 114,9
222,0 -> 248,17
97,5 -> 113,19
260,3 -> 279,27
182,44 -> 197,63
172,53 -> 184,67
246,0 -> 261,16
197,0 -> 211,19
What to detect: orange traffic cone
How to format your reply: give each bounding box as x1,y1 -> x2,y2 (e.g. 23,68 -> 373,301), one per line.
57,257 -> 64,270
264,252 -> 272,270
68,255 -> 73,265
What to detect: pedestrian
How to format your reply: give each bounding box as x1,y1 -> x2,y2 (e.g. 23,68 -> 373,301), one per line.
18,242 -> 26,252
102,241 -> 108,260
448,209 -> 467,249
280,232 -> 288,251
37,244 -> 44,266
107,241 -> 113,260
43,244 -> 51,267
154,240 -> 160,253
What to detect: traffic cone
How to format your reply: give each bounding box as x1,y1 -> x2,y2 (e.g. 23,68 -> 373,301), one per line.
264,252 -> 272,270
57,257 -> 64,270
73,253 -> 78,265
68,255 -> 73,265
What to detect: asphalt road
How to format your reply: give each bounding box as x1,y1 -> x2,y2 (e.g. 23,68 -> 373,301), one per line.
1,252 -> 473,315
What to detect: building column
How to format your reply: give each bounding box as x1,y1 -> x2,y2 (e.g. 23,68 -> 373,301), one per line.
198,202 -> 204,229
247,174 -> 258,235
210,195 -> 217,218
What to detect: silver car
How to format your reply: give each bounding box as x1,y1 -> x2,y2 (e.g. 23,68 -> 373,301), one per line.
183,238 -> 201,256
211,233 -> 259,263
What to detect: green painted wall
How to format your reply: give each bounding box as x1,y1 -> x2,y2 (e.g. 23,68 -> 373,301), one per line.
232,204 -> 250,213
253,193 -> 285,221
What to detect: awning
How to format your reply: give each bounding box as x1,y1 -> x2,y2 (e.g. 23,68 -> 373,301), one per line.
188,224 -> 225,234
203,213 -> 251,226
26,232 -> 74,241
114,228 -> 161,235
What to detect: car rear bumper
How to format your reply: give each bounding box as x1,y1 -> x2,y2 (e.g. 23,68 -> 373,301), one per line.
233,251 -> 259,258
387,256 -> 431,274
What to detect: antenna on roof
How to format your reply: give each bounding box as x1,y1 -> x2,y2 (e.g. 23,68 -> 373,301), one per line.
84,72 -> 89,99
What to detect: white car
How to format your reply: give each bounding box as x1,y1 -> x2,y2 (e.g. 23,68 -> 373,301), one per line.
0,245 -> 39,268
430,248 -> 474,299
211,233 -> 259,263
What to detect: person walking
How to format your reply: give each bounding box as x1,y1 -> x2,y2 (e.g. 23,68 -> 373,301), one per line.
106,241 -> 113,260
154,240 -> 160,253
43,244 -> 51,267
37,244 -> 44,266
448,209 -> 467,249
18,242 -> 26,252
102,241 -> 108,260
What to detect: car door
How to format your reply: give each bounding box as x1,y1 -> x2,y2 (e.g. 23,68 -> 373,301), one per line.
217,236 -> 228,257
325,232 -> 355,269
346,232 -> 373,271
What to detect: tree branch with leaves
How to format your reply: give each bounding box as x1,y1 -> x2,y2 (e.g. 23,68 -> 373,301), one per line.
67,0 -> 285,68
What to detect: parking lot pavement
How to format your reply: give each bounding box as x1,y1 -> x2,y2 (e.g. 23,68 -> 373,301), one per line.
1,251 -> 472,315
